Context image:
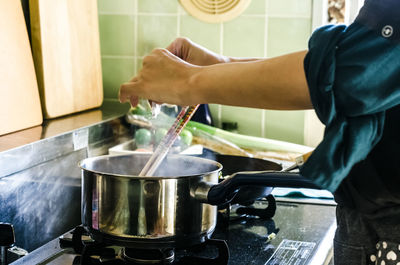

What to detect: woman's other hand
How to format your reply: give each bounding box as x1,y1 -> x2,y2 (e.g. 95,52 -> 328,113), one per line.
119,48 -> 198,107
166,37 -> 228,66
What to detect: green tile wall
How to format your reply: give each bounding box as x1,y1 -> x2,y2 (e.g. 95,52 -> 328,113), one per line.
180,16 -> 220,52
101,57 -> 135,99
267,17 -> 311,57
98,0 -> 313,145
99,15 -> 135,56
223,16 -> 265,58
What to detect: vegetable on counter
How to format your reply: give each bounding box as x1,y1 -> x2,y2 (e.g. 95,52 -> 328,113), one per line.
126,108 -> 312,155
130,104 -> 151,116
185,121 -> 313,154
154,128 -> 168,145
134,127 -> 192,151
180,129 -> 193,146
134,128 -> 152,148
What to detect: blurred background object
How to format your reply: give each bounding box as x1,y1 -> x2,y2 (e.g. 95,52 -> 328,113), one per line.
328,0 -> 345,23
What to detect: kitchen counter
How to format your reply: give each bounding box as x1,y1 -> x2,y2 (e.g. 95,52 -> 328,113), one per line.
0,100 -> 132,179
0,99 -> 130,153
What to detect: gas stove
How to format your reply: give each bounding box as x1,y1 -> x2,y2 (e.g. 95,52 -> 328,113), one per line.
9,196 -> 336,265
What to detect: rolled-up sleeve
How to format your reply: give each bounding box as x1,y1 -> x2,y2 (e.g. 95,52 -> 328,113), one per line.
300,23 -> 400,192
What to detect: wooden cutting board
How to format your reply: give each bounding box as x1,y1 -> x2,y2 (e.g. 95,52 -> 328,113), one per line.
0,0 -> 43,136
30,0 -> 103,119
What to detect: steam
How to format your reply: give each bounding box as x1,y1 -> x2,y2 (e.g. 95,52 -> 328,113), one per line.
85,153 -> 220,178
0,150 -> 82,252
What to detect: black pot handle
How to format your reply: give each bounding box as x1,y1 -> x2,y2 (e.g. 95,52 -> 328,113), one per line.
207,171 -> 320,205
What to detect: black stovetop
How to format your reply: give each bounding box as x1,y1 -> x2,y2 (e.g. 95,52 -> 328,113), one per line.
11,198 -> 336,265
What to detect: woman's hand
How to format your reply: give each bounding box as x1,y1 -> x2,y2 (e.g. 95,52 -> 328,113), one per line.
119,48 -> 199,107
119,38 -> 224,107
166,37 -> 228,66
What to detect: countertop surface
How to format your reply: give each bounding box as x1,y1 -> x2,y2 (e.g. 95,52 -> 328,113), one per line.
0,100 -> 130,153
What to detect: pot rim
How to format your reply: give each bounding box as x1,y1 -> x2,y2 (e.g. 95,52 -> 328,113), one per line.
79,153 -> 223,180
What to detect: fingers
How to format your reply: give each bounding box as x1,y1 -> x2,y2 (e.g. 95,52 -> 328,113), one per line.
165,41 -> 177,55
119,82 -> 159,108
142,48 -> 169,66
119,46 -> 185,107
129,76 -> 139,82
119,82 -> 139,106
119,52 -> 162,107
166,37 -> 191,59
149,100 -> 162,105
130,95 -> 139,107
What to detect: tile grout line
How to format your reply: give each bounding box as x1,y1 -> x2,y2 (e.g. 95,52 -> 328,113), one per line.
217,22 -> 224,128
137,12 -> 178,17
266,14 -> 311,19
177,4 -> 181,37
102,55 -> 137,59
261,0 -> 269,138
133,0 -> 138,74
219,22 -> 224,60
264,0 -> 269,58
98,11 -> 135,15
98,12 -> 311,19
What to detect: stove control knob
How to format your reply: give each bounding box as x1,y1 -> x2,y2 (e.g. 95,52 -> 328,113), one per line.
0,223 -> 15,247
0,223 -> 15,265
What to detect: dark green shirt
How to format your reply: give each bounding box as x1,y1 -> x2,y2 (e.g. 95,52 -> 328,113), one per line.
300,0 -> 400,212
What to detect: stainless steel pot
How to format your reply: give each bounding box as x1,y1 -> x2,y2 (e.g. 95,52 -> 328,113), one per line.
79,153 -> 319,248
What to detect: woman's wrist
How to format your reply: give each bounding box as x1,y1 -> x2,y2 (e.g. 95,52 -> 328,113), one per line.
186,65 -> 214,105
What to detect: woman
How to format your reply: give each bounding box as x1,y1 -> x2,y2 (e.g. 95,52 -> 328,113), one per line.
119,0 -> 400,264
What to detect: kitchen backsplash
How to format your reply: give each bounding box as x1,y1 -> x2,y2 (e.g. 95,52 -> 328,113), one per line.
98,0 -> 313,145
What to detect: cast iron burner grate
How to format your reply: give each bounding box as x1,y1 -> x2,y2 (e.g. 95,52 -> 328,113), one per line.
121,248 -> 175,264
235,194 -> 277,220
218,194 -> 277,225
59,226 -> 229,265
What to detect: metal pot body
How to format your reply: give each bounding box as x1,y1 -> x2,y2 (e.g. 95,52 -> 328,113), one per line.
80,154 -> 221,248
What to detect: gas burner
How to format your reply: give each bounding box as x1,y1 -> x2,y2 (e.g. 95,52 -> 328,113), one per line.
175,239 -> 229,265
60,226 -> 229,265
120,248 -> 174,264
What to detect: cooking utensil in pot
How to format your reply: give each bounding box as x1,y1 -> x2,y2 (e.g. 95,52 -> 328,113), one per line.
139,104 -> 199,177
79,153 -> 319,248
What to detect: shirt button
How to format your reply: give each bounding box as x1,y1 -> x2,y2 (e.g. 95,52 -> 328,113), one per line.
382,25 -> 394,38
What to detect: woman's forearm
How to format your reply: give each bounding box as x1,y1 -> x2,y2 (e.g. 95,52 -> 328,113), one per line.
189,50 -> 312,110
